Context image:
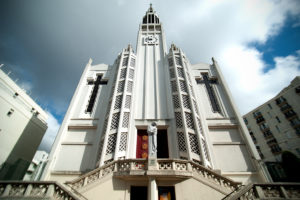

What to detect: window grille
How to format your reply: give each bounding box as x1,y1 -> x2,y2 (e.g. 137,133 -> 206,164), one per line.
119,132 -> 127,151
110,112 -> 120,130
122,112 -> 130,128
122,57 -> 129,66
169,68 -> 175,79
175,112 -> 183,128
120,68 -> 127,79
130,58 -> 135,67
202,139 -> 210,160
114,95 -> 123,110
185,112 -> 195,130
177,67 -> 184,78
125,95 -> 131,109
189,84 -> 195,97
171,81 -> 177,92
177,132 -> 187,152
127,81 -> 133,92
129,68 -> 134,79
196,117 -> 203,136
172,95 -> 180,109
179,80 -> 188,93
168,57 -> 174,66
106,133 -> 117,155
175,56 -> 182,66
117,80 -> 125,93
188,133 -> 200,155
182,95 -> 191,109
193,100 -> 199,115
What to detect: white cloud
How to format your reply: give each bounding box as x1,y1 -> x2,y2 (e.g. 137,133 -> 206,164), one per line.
38,111 -> 60,152
219,46 -> 300,114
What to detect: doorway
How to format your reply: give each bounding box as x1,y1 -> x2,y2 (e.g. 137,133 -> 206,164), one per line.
130,186 -> 148,200
157,129 -> 169,158
158,186 -> 176,200
136,129 -> 169,159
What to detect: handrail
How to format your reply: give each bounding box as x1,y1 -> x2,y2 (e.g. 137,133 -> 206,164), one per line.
66,159 -> 240,190
0,181 -> 80,199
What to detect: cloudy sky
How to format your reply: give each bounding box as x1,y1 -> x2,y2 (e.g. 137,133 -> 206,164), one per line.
1,0 -> 299,152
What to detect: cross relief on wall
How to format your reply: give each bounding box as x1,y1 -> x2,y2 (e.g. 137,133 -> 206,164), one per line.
196,73 -> 221,113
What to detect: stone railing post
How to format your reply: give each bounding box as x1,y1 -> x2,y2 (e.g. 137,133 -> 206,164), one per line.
171,161 -> 176,170
24,184 -> 33,196
83,176 -> 88,187
2,184 -> 12,197
114,162 -> 118,172
187,162 -> 192,172
255,185 -> 265,198
46,184 -> 55,197
279,186 -> 289,198
130,161 -> 135,170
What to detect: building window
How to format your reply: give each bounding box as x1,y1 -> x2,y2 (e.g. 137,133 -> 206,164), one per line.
275,125 -> 280,133
275,116 -> 281,123
7,109 -> 14,117
268,103 -> 272,109
243,117 -> 248,125
270,144 -> 282,154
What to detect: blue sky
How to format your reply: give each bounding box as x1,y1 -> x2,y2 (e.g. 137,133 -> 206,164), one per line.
0,0 -> 299,152
250,16 -> 300,72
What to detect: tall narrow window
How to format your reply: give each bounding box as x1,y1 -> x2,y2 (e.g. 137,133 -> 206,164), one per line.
86,75 -> 108,113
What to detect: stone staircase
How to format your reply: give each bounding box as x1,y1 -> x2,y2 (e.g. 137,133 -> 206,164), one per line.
222,183 -> 300,200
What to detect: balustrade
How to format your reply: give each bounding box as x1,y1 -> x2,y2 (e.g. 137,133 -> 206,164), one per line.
0,181 -> 78,199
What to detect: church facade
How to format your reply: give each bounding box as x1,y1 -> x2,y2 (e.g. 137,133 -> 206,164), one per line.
42,5 -> 269,200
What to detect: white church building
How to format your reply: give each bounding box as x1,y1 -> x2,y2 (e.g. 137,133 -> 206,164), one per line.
41,5 -> 270,199
2,5 -> 299,200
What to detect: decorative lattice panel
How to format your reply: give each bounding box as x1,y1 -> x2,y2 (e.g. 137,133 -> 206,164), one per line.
189,133 -> 200,155
177,67 -> 184,78
114,95 -> 123,110
130,58 -> 135,67
172,95 -> 180,109
168,57 -> 174,66
177,132 -> 187,152
169,68 -> 175,79
196,117 -> 203,136
179,80 -> 188,93
110,112 -> 120,130
127,81 -> 133,92
171,81 -> 177,92
187,72 -> 192,83
119,132 -> 127,151
175,56 -> 182,66
97,139 -> 104,162
122,57 -> 128,66
122,112 -> 130,128
189,84 -> 195,97
202,139 -> 210,160
185,112 -> 195,129
125,95 -> 131,109
105,133 -> 117,155
175,112 -> 183,128
128,68 -> 134,79
182,95 -> 191,109
193,100 -> 199,115
120,68 -> 127,79
117,80 -> 125,93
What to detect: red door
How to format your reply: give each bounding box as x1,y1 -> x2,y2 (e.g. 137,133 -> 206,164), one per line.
136,130 -> 148,158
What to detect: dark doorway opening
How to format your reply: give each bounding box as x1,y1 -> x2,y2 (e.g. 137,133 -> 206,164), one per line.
130,186 -> 148,200
158,186 -> 176,200
157,129 -> 169,158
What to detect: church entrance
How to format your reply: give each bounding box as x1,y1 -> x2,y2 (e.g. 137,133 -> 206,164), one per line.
157,130 -> 169,158
130,186 -> 147,200
158,186 -> 176,200
136,129 -> 169,159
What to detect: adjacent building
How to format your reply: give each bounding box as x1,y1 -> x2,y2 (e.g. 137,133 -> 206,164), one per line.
0,68 -> 48,180
23,150 -> 49,181
243,76 -> 300,180
41,5 -> 269,200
